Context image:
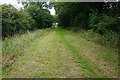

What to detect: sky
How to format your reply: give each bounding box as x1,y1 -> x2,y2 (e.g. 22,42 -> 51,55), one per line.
0,0 -> 24,9
49,7 -> 55,15
0,0 -> 55,15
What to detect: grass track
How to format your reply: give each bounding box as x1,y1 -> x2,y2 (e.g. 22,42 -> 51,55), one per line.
2,28 -> 118,78
57,28 -> 106,78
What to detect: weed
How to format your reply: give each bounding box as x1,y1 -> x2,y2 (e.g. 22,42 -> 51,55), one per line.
2,28 -> 52,68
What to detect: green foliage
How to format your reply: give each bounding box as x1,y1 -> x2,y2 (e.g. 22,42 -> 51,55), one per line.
55,2 -> 120,50
53,14 -> 58,23
88,9 -> 119,49
2,4 -> 36,38
89,10 -> 120,34
25,3 -> 54,29
55,3 -> 90,28
55,2 -> 120,32
2,3 -> 54,38
73,12 -> 88,29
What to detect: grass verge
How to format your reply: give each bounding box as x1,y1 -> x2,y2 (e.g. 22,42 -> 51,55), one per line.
2,28 -> 52,68
56,28 -> 107,78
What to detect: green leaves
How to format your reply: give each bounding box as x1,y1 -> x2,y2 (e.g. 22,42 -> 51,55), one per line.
2,3 -> 53,38
89,11 -> 119,34
55,3 -> 90,28
25,3 -> 53,29
2,4 -> 36,38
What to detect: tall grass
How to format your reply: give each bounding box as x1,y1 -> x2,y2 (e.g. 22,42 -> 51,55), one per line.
2,28 -> 51,67
73,29 -> 119,53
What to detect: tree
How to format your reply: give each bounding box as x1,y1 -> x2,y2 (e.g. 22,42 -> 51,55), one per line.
2,4 -> 36,38
54,2 -> 90,28
25,2 -> 53,29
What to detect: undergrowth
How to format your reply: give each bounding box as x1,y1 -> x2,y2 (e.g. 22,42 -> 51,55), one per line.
2,28 -> 52,67
69,27 -> 119,53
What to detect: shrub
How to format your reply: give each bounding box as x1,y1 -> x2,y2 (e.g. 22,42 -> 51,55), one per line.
89,10 -> 120,35
2,4 -> 36,38
25,4 -> 54,29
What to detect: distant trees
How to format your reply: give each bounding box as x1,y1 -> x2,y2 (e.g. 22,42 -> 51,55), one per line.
25,2 -> 53,29
54,2 -> 120,49
2,2 -> 120,41
2,2 -> 54,38
55,2 -> 120,34
54,3 -> 90,28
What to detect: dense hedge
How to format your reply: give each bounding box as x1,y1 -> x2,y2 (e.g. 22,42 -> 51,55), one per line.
89,10 -> 120,35
2,4 -> 36,38
55,2 -> 120,32
25,4 -> 53,29
2,3 -> 53,38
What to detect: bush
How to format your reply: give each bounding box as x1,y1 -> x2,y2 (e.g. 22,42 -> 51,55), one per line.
89,10 -> 120,35
2,4 -> 36,38
25,4 -> 54,29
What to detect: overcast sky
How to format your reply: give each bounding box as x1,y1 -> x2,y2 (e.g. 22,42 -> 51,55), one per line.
0,0 -> 55,15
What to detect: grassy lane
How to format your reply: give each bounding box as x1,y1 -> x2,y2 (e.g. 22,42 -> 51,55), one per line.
65,31 -> 118,78
3,29 -> 82,78
57,28 -> 118,78
2,28 -> 118,78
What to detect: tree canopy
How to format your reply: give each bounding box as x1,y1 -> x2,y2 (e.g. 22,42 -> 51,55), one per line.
54,2 -> 120,34
2,2 -> 54,38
